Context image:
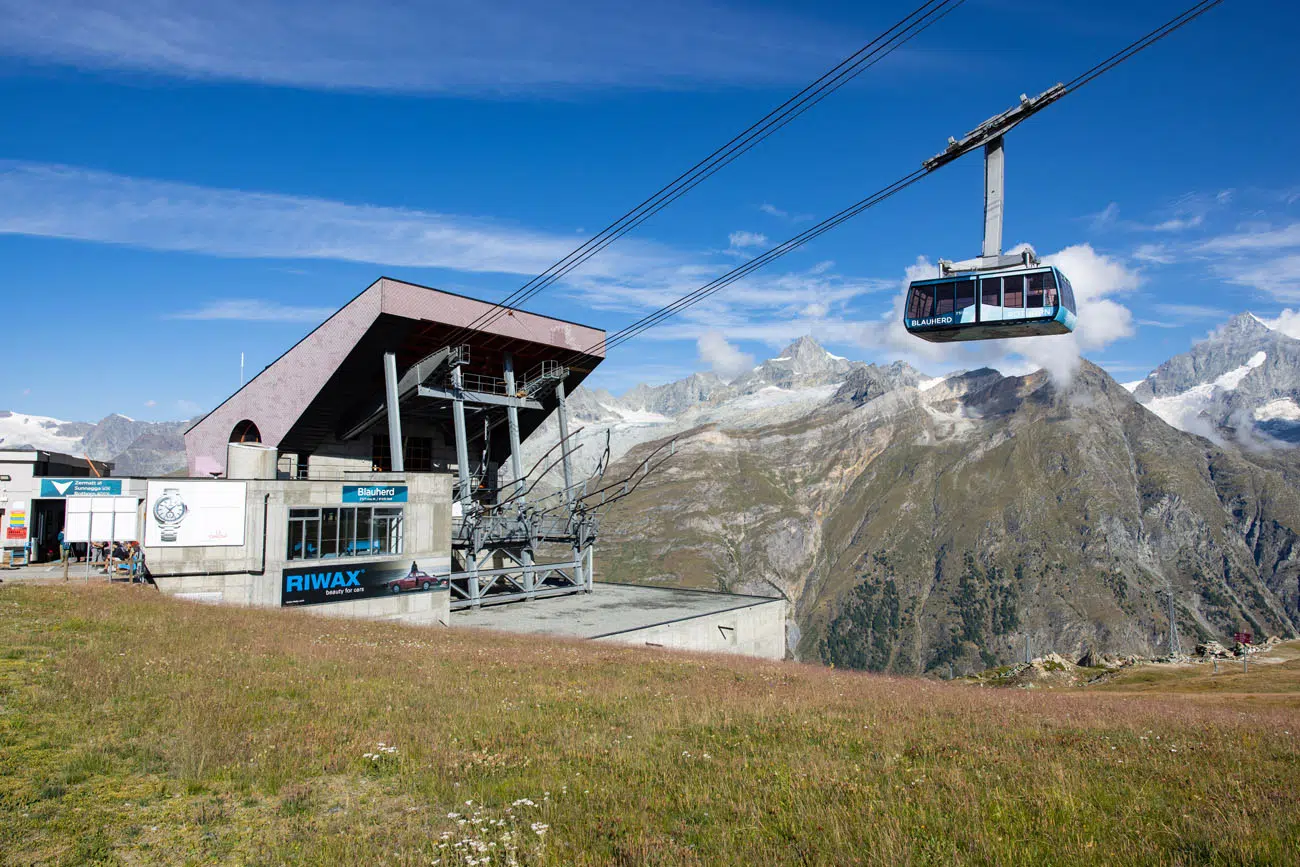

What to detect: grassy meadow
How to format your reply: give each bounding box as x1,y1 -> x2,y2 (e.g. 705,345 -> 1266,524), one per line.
1,583 -> 1298,865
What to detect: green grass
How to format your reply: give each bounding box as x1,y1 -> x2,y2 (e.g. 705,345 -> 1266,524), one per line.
2,584 -> 1299,865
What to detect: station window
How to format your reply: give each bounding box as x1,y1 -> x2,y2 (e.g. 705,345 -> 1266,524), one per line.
286,506 -> 405,561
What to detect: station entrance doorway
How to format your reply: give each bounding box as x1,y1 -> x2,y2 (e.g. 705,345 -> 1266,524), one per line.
30,499 -> 66,563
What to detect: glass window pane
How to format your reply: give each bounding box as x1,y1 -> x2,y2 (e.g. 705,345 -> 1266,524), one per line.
356,508 -> 372,556
320,508 -> 339,558
287,520 -> 304,561
289,508 -> 319,519
908,286 -> 933,318
1027,272 -> 1046,308
955,280 -> 975,312
340,508 -> 356,557
935,282 -> 955,316
981,278 -> 1000,307
1004,276 -> 1024,308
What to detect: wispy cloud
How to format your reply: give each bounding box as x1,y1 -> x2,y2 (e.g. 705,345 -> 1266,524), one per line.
758,202 -> 814,223
1152,215 -> 1203,232
168,299 -> 337,323
1149,302 -> 1229,320
0,161 -> 657,276
1196,223 -> 1300,254
0,0 -> 854,94
728,230 -> 768,250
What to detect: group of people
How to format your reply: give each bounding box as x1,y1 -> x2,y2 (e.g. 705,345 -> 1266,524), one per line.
57,532 -> 147,581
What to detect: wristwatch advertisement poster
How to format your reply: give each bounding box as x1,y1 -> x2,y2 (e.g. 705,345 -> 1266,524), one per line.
144,481 -> 247,547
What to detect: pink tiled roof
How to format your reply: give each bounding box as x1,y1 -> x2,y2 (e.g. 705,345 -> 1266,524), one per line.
185,278 -> 604,475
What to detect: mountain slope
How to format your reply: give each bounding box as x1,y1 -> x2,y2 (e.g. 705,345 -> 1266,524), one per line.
597,360 -> 1300,672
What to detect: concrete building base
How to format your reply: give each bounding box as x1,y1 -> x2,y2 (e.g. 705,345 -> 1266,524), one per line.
453,582 -> 788,660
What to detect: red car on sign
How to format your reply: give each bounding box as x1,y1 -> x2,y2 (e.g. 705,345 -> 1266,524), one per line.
387,563 -> 440,593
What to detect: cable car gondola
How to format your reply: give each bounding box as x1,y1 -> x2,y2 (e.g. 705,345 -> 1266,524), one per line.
903,88 -> 1078,343
904,261 -> 1076,343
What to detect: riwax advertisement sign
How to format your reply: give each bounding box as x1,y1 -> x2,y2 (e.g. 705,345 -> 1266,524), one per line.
281,558 -> 447,607
5,501 -> 27,543
40,478 -> 123,497
144,481 -> 247,547
342,484 -> 408,504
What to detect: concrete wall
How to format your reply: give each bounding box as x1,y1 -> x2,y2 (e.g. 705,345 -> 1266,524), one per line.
149,472 -> 452,626
595,599 -> 788,660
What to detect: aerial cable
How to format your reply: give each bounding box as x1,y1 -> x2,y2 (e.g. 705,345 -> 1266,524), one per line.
437,0 -> 969,350
565,0 -> 1226,362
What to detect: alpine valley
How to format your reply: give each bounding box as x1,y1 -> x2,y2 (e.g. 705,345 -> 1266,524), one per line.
545,315 -> 1300,673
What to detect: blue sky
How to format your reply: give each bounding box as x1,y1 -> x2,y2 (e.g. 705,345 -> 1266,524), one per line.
1,0 -> 1298,421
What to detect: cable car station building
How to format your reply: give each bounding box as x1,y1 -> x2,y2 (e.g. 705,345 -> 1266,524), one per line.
152,277 -> 786,659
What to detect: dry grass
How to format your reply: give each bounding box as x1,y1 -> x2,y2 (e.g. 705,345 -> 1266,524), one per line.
1,584 -> 1298,866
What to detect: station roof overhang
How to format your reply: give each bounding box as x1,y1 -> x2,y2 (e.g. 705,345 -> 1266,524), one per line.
184,277 -> 605,476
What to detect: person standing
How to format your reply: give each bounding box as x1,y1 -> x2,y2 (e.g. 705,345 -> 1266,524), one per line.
58,529 -> 69,564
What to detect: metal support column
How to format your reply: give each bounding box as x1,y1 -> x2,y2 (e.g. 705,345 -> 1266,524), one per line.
451,364 -> 473,506
383,352 -> 404,473
502,352 -> 535,596
451,362 -> 478,606
555,378 -> 575,506
982,136 -> 1005,259
584,538 -> 594,592
502,353 -> 526,499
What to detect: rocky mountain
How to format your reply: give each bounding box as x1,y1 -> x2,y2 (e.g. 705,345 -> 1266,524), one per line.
511,337 -> 878,487
0,410 -> 191,475
580,324 -> 1300,674
1130,313 -> 1300,446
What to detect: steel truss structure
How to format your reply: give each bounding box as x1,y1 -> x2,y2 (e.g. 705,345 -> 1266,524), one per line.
379,342 -> 674,610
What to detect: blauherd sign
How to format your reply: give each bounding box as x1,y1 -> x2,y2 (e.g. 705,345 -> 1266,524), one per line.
281,558 -> 446,607
341,484 -> 408,504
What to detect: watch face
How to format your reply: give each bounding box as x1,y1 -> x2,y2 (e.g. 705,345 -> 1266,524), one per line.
154,495 -> 186,523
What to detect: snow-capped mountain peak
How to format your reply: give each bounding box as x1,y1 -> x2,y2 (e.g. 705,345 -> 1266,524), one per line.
1132,313 -> 1300,445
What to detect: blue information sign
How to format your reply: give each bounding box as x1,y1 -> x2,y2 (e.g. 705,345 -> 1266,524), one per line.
40,478 -> 123,497
342,484 -> 408,504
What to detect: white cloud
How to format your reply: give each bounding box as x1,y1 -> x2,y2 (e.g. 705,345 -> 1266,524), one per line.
1258,309 -> 1300,339
144,399 -> 157,408
0,0 -> 852,93
176,399 -> 201,415
169,299 -> 337,323
728,230 -> 768,250
696,331 -> 754,382
0,161 -> 655,276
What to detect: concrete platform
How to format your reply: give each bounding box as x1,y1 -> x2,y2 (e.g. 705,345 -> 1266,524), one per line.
454,582 -> 787,660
